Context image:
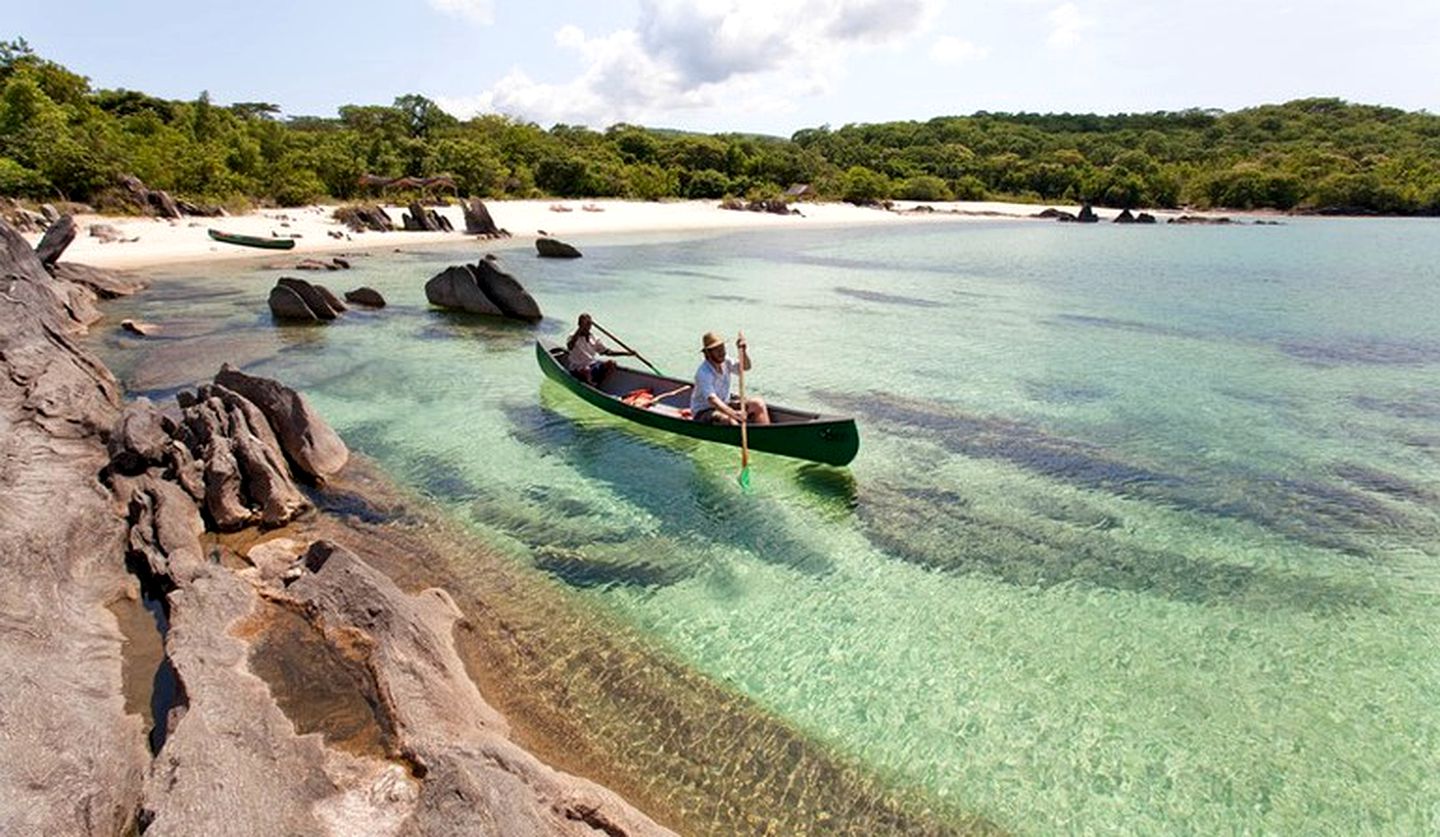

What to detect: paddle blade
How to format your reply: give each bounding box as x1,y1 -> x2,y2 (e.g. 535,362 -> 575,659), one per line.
737,465 -> 752,491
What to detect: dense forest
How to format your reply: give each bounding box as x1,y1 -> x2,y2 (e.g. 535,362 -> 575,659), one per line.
3,39 -> 1438,214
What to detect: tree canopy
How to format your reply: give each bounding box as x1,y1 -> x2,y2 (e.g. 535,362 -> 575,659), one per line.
1,43 -> 1436,214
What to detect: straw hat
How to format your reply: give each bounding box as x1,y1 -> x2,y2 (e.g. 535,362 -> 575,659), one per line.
700,331 -> 726,352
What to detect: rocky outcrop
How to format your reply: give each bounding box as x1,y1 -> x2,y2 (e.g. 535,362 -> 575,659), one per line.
0,217 -> 147,835
402,202 -> 453,232
111,174 -> 182,219
213,363 -> 349,482
344,286 -> 386,307
1114,208 -> 1137,224
51,262 -> 150,297
472,254 -> 542,321
34,214 -> 76,266
537,236 -> 583,258
268,276 -> 346,322
0,213 -> 678,836
334,204 -> 394,233
1077,201 -> 1099,223
462,197 -> 510,237
425,255 -> 542,321
1136,212 -> 1158,224
425,265 -> 504,316
1169,214 -> 1234,225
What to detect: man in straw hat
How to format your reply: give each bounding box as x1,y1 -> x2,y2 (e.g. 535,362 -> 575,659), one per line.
690,331 -> 770,425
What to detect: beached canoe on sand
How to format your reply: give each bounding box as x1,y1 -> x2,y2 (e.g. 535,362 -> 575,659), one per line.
208,228 -> 296,250
536,340 -> 860,466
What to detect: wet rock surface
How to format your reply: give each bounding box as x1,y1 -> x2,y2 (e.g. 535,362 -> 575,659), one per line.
0,217 -> 147,834
424,254 -> 542,321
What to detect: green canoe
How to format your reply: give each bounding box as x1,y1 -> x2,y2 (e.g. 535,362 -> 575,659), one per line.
208,228 -> 296,250
536,340 -> 859,466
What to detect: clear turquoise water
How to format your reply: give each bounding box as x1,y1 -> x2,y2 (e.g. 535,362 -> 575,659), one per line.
96,218 -> 1440,833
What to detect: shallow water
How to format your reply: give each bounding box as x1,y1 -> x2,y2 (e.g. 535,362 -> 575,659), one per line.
94,218 -> 1440,833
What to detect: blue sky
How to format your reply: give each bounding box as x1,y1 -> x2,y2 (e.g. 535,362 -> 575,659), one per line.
9,1 -> 1438,135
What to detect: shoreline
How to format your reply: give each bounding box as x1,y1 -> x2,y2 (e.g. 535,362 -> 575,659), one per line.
23,198 -> 1237,272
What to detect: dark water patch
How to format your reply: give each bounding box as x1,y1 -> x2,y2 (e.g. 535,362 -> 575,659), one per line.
824,391 -> 1433,556
409,451 -> 481,504
1332,463 -> 1437,505
126,331 -> 289,392
661,268 -> 733,282
505,398 -> 836,577
533,540 -> 699,591
793,463 -> 860,516
1217,386 -> 1302,411
468,483 -> 638,550
828,392 -> 1183,497
835,286 -> 945,309
1352,393 -> 1440,422
1278,337 -> 1440,367
1023,379 -> 1113,405
1052,313 -> 1207,342
245,602 -> 396,759
309,485 -> 409,525
705,293 -> 755,303
858,481 -> 1382,613
416,311 -> 540,350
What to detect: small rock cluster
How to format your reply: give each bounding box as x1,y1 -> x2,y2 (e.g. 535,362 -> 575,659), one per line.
424,254 -> 541,321
268,277 -> 386,321
334,204 -> 395,232
401,202 -> 454,232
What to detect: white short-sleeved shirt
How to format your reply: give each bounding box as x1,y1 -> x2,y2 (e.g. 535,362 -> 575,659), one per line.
565,333 -> 609,371
691,358 -> 739,415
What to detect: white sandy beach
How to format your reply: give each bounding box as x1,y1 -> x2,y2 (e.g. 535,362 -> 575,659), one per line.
25,198 -> 1180,271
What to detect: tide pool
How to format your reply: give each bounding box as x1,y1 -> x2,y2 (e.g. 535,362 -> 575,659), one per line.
94,217 -> 1440,833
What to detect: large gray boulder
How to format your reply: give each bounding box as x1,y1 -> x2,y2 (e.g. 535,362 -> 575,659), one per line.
213,364 -> 349,482
462,197 -> 508,237
344,286 -> 386,308
268,284 -> 318,321
424,265 -> 504,316
472,254 -> 542,321
276,277 -> 341,320
34,214 -> 76,266
536,236 -> 582,258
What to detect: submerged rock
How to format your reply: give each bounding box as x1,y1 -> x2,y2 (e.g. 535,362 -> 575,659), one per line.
536,236 -> 582,258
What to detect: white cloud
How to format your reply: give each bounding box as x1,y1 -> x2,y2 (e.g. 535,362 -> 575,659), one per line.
447,0 -> 940,127
1046,2 -> 1093,49
929,36 -> 990,64
427,0 -> 494,25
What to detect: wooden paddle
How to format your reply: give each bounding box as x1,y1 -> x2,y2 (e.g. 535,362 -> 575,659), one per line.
638,383 -> 691,408
736,331 -> 751,490
591,321 -> 664,376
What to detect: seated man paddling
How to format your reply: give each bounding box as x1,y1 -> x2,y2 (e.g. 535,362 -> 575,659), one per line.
690,331 -> 770,425
565,312 -> 632,384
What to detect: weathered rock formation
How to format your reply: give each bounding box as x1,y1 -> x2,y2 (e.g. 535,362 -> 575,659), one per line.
462,197 -> 510,237
334,204 -> 395,233
106,174 -> 183,219
344,286 -> 386,307
424,254 -> 542,321
0,217 -> 147,835
1114,208 -> 1137,224
537,236 -> 583,258
34,214 -> 77,266
1169,214 -> 1234,225
1077,201 -> 1099,223
267,276 -> 347,322
401,202 -> 454,232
